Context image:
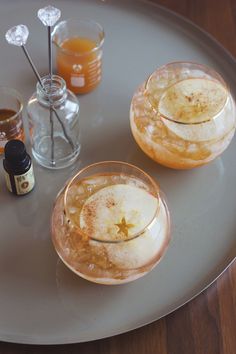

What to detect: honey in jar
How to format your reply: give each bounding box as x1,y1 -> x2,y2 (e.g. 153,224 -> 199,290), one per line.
0,87 -> 25,154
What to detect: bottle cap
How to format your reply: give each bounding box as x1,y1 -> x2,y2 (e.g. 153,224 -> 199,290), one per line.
4,139 -> 27,163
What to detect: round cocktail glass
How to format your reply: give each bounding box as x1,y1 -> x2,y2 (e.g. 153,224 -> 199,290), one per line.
130,62 -> 236,169
51,161 -> 170,284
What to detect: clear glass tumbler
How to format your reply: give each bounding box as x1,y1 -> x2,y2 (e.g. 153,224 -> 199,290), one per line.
27,75 -> 80,169
52,19 -> 105,94
0,87 -> 24,154
130,62 -> 236,169
51,161 -> 171,285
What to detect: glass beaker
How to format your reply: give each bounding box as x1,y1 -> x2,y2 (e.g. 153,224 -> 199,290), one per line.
52,19 -> 105,94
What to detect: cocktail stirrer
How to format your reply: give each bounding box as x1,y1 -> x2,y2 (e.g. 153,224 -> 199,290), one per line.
37,6 -> 62,166
5,24 -> 74,164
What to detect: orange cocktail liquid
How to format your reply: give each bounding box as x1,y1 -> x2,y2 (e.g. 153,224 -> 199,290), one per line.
56,37 -> 102,94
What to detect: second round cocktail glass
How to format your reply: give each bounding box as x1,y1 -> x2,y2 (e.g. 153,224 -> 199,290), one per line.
130,62 -> 236,169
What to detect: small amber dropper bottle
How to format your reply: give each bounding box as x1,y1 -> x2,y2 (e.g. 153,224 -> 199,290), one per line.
3,139 -> 35,195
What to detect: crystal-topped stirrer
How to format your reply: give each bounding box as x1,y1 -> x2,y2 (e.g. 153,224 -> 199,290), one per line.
5,25 -> 44,87
5,24 -> 74,166
38,6 -> 61,166
37,5 -> 61,79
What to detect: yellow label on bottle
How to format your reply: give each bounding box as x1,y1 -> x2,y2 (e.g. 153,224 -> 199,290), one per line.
14,165 -> 35,195
4,171 -> 12,193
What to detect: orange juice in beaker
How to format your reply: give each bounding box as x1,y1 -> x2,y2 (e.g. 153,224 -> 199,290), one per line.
53,19 -> 104,94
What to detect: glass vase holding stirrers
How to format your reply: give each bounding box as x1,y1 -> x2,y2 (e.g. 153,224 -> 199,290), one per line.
5,16 -> 81,169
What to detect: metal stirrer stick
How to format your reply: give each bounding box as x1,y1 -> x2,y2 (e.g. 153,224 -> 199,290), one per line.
38,6 -> 61,166
5,24 -> 74,164
21,45 -> 44,87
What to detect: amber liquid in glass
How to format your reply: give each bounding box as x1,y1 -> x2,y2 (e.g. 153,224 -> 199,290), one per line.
0,109 -> 25,153
56,37 -> 102,94
130,77 -> 236,169
52,172 -> 170,284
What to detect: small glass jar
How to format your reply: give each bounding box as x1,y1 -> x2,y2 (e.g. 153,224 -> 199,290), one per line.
51,161 -> 170,285
27,75 -> 81,169
130,62 -> 236,169
0,87 -> 24,154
